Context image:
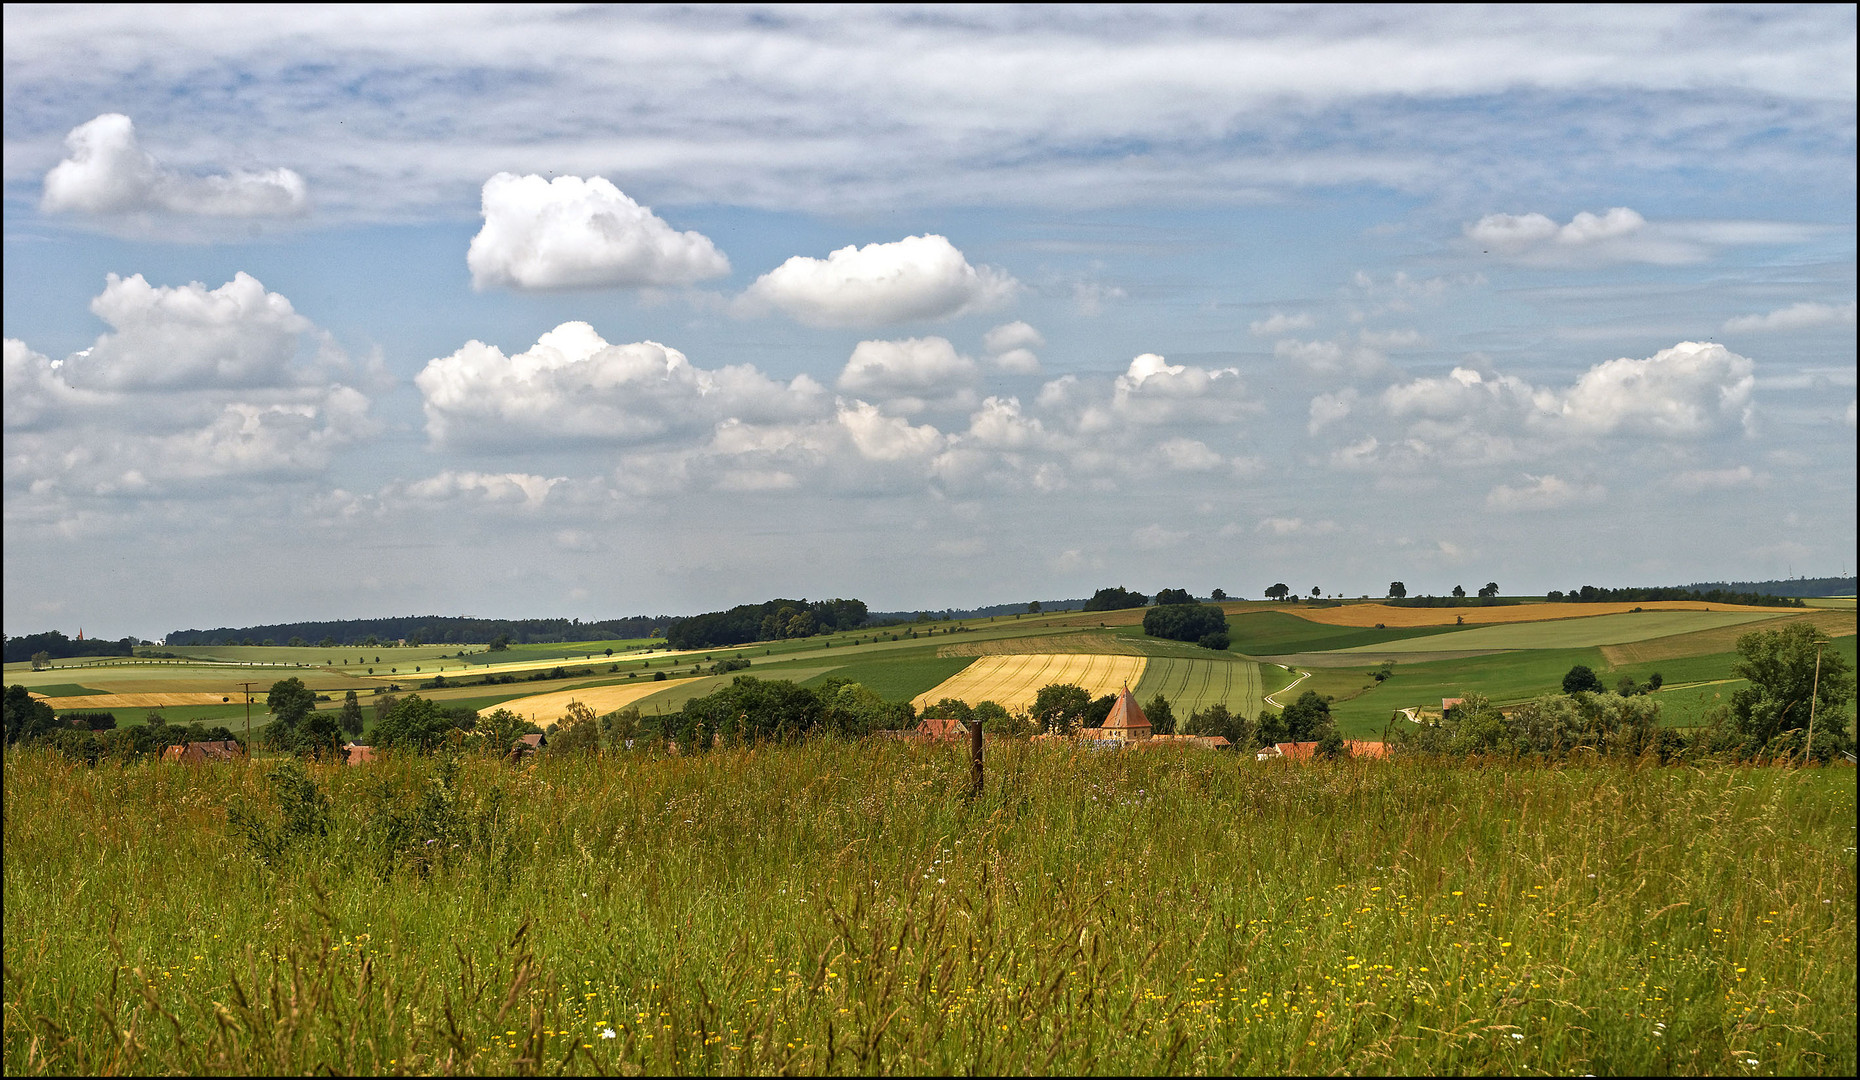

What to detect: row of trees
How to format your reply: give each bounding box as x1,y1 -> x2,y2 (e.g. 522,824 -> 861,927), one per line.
5,631 -> 147,664
1545,585 -> 1804,608
166,614 -> 673,648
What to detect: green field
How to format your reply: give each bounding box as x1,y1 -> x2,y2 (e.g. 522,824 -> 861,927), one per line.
1328,648 -> 1608,735
795,652 -> 976,703
1225,610 -> 1471,655
1335,609 -> 1783,653
17,682 -> 108,698
4,745 -> 1851,1075
1132,657 -> 1264,718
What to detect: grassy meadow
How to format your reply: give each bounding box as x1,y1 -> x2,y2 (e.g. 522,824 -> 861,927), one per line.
3,743 -> 1853,1076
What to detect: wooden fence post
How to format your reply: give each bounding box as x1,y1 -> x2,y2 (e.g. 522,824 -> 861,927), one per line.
970,718 -> 984,797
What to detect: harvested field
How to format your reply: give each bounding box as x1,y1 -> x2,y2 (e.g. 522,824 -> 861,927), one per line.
40,692 -> 235,709
1132,657 -> 1264,718
1283,599 -> 1803,629
1335,609 -> 1786,654
937,633 -> 1149,658
1600,608 -> 1857,666
493,681 -> 689,724
910,653 -> 1146,711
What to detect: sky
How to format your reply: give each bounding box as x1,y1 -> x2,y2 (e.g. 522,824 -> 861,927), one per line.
3,5 -> 1855,640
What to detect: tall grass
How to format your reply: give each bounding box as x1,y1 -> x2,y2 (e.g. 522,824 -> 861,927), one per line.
4,744 -> 1853,1074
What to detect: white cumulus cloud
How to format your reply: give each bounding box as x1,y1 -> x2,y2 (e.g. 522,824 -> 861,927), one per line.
738,234 -> 1018,327
41,113 -> 306,217
836,336 -> 978,411
1464,207 -> 1701,265
466,173 -> 730,290
416,321 -> 825,448
982,321 -> 1043,373
66,272 -> 330,391
4,275 -> 374,500
1549,341 -> 1754,437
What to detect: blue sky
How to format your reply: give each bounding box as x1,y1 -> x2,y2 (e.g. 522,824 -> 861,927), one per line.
3,5 -> 1854,639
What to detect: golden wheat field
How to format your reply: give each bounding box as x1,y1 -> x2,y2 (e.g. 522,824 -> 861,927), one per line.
1281,599 -> 1804,629
910,653 -> 1146,711
492,681 -> 675,724
29,692 -> 235,709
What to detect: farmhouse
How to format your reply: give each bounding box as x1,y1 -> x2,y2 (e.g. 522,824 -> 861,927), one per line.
343,742 -> 377,766
918,714 -> 969,739
161,740 -> 244,763
1094,685 -> 1152,742
1147,734 -> 1233,750
505,732 -> 546,762
1257,740 -> 1387,761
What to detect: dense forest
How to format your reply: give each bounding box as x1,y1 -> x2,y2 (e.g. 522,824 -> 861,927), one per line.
165,614 -> 672,648
665,598 -> 869,649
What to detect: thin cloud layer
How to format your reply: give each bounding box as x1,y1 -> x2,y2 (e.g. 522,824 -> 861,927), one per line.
738,235 -> 1019,327
1723,301 -> 1857,333
41,114 -> 305,218
467,173 -> 730,290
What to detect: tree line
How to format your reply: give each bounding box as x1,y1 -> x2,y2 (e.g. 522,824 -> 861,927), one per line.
1544,585 -> 1805,607
4,631 -> 147,665
665,598 -> 869,649
165,613 -> 674,648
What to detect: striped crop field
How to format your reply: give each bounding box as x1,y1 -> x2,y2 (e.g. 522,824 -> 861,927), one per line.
910,653 -> 1146,711
1284,599 -> 1802,629
1132,657 -> 1264,718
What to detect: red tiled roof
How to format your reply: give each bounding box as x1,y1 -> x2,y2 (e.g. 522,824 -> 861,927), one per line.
1100,685 -> 1151,733
919,715 -> 968,739
1345,740 -> 1387,759
1274,741 -> 1318,761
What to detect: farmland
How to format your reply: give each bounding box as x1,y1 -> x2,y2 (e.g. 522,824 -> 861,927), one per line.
3,744 -> 1852,1075
909,653 -> 1146,711
1332,609 -> 1784,654
5,596 -> 1854,744
1282,599 -> 1803,629
1131,656 -> 1266,719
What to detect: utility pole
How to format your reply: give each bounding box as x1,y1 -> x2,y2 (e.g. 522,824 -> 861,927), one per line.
1804,644 -> 1823,766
